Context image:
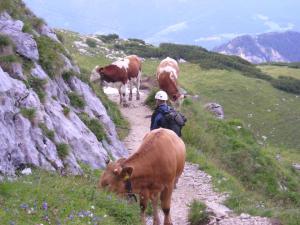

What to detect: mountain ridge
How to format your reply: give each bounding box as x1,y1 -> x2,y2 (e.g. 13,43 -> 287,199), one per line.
213,31 -> 300,64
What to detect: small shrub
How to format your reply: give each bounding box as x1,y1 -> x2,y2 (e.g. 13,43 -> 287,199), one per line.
56,32 -> 65,43
128,38 -> 146,45
86,38 -> 97,48
38,123 -> 55,141
22,57 -> 34,75
27,76 -> 47,102
22,21 -> 32,33
62,106 -> 70,116
271,76 -> 300,95
56,143 -> 69,159
68,92 -> 85,109
96,34 -> 119,43
145,87 -> 159,110
62,70 -> 75,82
0,34 -> 12,47
36,36 -> 66,78
20,107 -> 36,123
31,17 -> 44,30
79,113 -> 107,141
0,55 -> 18,63
188,200 -> 210,225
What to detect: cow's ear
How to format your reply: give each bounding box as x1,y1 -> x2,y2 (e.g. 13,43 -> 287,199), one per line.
97,67 -> 103,73
121,166 -> 133,179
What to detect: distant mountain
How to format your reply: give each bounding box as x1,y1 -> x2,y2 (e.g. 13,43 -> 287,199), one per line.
213,31 -> 300,64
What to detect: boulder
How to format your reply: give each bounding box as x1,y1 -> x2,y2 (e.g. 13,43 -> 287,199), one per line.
68,76 -> 128,159
39,24 -> 59,42
204,102 -> 224,119
0,12 -> 39,61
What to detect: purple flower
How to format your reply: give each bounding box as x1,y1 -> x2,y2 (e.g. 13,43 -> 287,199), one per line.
42,201 -> 48,210
20,203 -> 29,209
43,215 -> 50,222
9,221 -> 15,225
68,213 -> 75,220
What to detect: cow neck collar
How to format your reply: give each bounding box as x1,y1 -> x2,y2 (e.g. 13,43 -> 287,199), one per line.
124,178 -> 137,202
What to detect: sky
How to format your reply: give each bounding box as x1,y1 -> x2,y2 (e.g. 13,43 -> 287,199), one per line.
23,0 -> 300,49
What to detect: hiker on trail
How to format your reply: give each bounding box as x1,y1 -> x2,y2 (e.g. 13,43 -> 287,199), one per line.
150,90 -> 186,137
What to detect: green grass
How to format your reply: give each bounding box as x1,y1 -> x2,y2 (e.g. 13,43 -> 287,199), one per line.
79,113 -> 107,141
26,76 -> 47,102
0,55 -> 18,63
21,57 -> 34,76
56,143 -> 70,159
20,107 -> 36,123
38,123 -> 55,142
259,65 -> 300,79
68,92 -> 86,109
56,29 -> 129,139
86,38 -> 97,48
36,36 -> 66,78
180,101 -> 300,225
0,0 -> 44,31
62,70 -> 76,82
188,200 -> 210,225
0,169 -> 140,225
63,106 -> 71,116
0,34 -> 12,47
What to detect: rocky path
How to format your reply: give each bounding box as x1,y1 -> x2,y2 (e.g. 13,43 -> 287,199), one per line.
105,87 -> 274,225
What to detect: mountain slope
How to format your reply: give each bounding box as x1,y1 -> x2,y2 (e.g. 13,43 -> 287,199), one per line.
214,31 -> 300,64
0,1 -> 128,177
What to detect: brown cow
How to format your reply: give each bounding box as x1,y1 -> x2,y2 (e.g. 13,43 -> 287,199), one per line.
99,128 -> 186,225
156,57 -> 184,107
90,55 -> 142,106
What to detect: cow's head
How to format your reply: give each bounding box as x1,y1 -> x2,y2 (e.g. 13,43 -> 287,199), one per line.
98,158 -> 133,194
90,66 -> 102,82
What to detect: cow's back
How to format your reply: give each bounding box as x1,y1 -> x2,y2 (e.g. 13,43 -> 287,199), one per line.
126,55 -> 141,79
157,57 -> 179,76
126,128 -> 185,184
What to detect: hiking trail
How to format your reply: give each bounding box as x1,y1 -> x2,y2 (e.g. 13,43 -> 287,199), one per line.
105,87 -> 274,225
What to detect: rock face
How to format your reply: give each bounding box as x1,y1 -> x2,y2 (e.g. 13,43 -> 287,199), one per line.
213,31 -> 300,64
0,10 -> 128,177
0,12 -> 39,61
205,102 -> 224,119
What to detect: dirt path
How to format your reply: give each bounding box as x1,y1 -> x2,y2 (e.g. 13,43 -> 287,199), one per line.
105,87 -> 274,225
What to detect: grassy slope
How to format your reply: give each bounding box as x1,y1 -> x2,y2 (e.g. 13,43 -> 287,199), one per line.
57,30 -> 129,139
56,30 -> 300,224
144,61 -> 300,224
259,65 -> 300,79
143,60 -> 300,149
0,168 -> 140,225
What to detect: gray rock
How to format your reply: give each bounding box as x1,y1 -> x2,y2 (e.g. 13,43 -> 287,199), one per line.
60,53 -> 80,73
68,77 -> 128,159
39,24 -> 59,42
0,66 -> 63,176
0,12 -> 39,61
10,62 -> 25,80
205,102 -> 224,119
43,99 -> 109,171
292,163 -> 300,171
31,62 -> 48,79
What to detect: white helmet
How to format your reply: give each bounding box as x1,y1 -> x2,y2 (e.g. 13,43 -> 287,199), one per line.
155,90 -> 168,101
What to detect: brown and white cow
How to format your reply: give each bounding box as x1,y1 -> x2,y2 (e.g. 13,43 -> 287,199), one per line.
99,128 -> 186,225
90,55 -> 142,106
156,57 -> 184,107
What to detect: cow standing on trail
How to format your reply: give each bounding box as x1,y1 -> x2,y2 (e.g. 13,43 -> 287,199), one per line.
156,57 -> 184,108
90,55 -> 142,106
99,128 -> 186,225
